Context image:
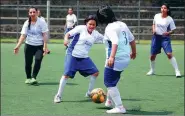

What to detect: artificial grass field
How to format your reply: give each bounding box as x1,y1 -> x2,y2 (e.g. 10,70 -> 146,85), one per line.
1,43 -> 184,116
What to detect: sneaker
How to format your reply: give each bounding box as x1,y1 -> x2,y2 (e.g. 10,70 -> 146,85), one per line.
146,70 -> 155,75
25,79 -> 31,84
106,107 -> 126,114
30,78 -> 38,85
105,100 -> 114,108
85,92 -> 91,98
175,70 -> 181,78
54,95 -> 62,103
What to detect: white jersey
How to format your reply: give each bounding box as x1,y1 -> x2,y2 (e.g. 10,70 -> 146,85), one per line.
21,17 -> 49,46
104,21 -> 134,71
153,13 -> 176,35
66,14 -> 77,28
67,25 -> 104,58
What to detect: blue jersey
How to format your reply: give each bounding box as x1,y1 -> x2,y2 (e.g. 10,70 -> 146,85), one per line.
104,21 -> 135,71
67,25 -> 104,58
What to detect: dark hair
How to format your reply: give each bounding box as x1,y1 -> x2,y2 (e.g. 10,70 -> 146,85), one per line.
28,6 -> 38,30
96,5 -> 117,24
68,7 -> 73,11
162,3 -> 171,16
84,14 -> 98,26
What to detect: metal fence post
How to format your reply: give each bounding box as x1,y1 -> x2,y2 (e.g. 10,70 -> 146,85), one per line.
77,0 -> 79,25
137,0 -> 141,44
16,0 -> 19,41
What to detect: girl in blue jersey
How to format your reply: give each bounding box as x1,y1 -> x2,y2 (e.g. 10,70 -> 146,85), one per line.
97,6 -> 136,114
146,3 -> 181,77
54,15 -> 104,103
14,7 -> 49,85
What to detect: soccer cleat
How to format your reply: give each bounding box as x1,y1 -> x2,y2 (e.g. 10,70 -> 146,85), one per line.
175,70 -> 181,78
30,78 -> 38,85
85,92 -> 91,98
54,95 -> 62,103
105,100 -> 114,108
25,79 -> 31,84
146,70 -> 155,75
106,107 -> 126,114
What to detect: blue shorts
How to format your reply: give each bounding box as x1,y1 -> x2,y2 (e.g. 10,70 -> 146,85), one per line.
104,67 -> 122,87
64,54 -> 99,78
151,34 -> 172,55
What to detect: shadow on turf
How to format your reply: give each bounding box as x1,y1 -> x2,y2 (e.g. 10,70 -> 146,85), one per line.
155,74 -> 184,78
96,107 -> 173,115
121,98 -> 154,101
62,99 -> 92,102
37,82 -> 79,86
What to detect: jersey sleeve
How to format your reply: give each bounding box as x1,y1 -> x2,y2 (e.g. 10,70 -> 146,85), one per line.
94,31 -> 104,42
153,14 -> 156,25
169,18 -> 176,31
126,27 -> 135,42
20,20 -> 28,35
106,30 -> 119,44
41,20 -> 49,33
68,25 -> 83,36
73,14 -> 77,23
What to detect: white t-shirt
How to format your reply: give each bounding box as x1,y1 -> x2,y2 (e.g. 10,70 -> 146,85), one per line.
67,25 -> 104,58
21,17 -> 49,46
153,13 -> 176,35
66,14 -> 77,28
104,21 -> 135,71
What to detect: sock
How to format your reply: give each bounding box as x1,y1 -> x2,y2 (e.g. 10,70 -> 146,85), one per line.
149,60 -> 155,71
56,76 -> 68,97
87,75 -> 96,93
108,87 -> 123,108
170,57 -> 179,72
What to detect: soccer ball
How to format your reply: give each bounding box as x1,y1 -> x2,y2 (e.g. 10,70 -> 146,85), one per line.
90,88 -> 106,104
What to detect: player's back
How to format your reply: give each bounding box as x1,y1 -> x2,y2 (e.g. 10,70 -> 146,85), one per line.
105,21 -> 134,59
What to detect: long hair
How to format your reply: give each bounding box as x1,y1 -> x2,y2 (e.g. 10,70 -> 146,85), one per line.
162,3 -> 171,16
28,6 -> 38,30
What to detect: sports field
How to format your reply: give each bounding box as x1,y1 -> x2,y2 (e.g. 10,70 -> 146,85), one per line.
1,43 -> 184,116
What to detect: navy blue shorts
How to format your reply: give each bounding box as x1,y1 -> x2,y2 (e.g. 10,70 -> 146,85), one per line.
64,54 -> 99,78
104,67 -> 122,87
151,34 -> 172,55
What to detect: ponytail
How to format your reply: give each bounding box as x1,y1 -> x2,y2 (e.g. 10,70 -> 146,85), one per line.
28,17 -> 31,30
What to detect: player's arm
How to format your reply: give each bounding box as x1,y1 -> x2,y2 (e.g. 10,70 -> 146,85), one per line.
106,31 -> 118,67
72,15 -> 77,28
14,34 -> 26,54
163,18 -> 176,36
41,20 -> 49,55
127,27 -> 136,59
152,24 -> 155,34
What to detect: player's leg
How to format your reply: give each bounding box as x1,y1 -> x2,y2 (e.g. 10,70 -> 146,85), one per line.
104,68 -> 126,114
54,54 -> 77,103
24,44 -> 34,84
31,46 -> 44,84
147,35 -> 161,75
78,57 -> 99,97
162,38 -> 181,77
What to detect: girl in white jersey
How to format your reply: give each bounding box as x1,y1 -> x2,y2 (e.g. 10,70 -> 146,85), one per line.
146,3 -> 181,77
97,6 -> 136,114
14,7 -> 49,85
54,15 -> 104,103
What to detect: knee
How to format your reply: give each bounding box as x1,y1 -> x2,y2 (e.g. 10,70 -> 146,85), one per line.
92,72 -> 99,77
167,53 -> 173,59
150,55 -> 156,61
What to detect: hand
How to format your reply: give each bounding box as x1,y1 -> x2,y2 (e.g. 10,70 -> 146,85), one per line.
43,47 -> 49,56
64,39 -> 69,46
152,30 -> 156,35
107,56 -> 115,67
162,32 -> 170,36
14,46 -> 19,54
130,53 -> 136,59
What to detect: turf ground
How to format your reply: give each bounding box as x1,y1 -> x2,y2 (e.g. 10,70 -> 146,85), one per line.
1,43 -> 184,116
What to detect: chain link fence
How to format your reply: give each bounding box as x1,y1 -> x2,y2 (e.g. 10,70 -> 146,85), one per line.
1,0 -> 184,41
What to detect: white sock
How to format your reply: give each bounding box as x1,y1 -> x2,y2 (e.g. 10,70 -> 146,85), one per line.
170,57 -> 179,72
87,75 -> 96,93
149,60 -> 155,71
108,87 -> 123,108
56,76 -> 68,97
106,89 -> 111,101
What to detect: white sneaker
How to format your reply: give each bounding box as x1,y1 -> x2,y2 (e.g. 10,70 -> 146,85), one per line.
106,107 -> 126,114
54,95 -> 62,103
85,92 -> 91,98
146,70 -> 155,75
105,100 -> 114,108
175,70 -> 181,77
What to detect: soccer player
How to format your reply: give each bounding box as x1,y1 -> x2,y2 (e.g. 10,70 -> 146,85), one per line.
64,7 -> 77,49
146,3 -> 181,77
97,6 -> 136,114
13,7 -> 49,85
54,15 -> 104,103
